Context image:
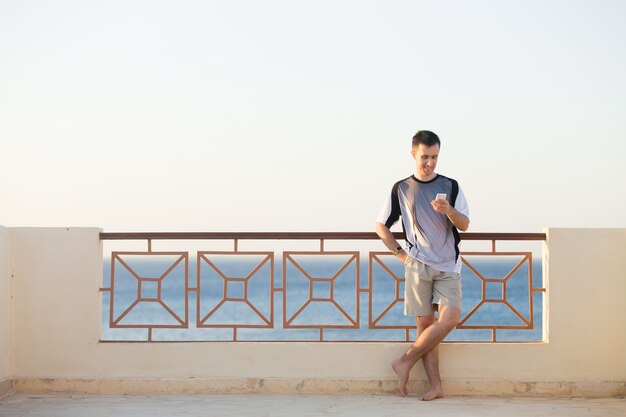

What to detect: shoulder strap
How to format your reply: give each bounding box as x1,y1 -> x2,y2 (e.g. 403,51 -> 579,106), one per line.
450,178 -> 459,207
449,178 -> 461,261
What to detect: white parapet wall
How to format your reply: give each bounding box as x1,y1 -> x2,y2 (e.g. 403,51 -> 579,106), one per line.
0,226 -> 11,396
2,227 -> 625,397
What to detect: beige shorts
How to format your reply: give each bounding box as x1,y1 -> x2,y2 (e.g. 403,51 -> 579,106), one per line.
404,256 -> 462,317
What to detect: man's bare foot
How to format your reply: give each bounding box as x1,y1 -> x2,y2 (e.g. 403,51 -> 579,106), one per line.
391,358 -> 411,396
418,386 -> 444,401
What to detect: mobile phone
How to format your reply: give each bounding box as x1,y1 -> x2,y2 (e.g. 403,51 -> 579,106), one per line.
436,193 -> 447,200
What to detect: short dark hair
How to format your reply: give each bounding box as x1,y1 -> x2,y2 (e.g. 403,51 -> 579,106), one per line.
412,130 -> 440,148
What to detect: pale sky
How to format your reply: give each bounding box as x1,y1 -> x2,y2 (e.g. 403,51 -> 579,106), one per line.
1,0 -> 625,233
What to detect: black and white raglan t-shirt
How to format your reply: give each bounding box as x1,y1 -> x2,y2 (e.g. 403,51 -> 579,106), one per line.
377,174 -> 470,274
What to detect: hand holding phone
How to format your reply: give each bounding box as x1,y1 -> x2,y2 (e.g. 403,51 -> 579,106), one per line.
432,193 -> 449,214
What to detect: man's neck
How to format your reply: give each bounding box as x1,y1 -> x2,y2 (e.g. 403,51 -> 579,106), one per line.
415,172 -> 437,182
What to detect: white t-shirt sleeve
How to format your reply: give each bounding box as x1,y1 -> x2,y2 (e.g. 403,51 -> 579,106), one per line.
376,187 -> 401,227
454,186 -> 470,218
376,193 -> 392,225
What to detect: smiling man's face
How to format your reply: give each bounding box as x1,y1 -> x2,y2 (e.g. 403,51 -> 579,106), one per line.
412,143 -> 439,181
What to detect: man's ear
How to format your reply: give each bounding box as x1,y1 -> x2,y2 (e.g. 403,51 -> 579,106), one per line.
410,147 -> 416,160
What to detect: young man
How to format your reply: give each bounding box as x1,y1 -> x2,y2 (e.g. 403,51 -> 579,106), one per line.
375,130 -> 470,400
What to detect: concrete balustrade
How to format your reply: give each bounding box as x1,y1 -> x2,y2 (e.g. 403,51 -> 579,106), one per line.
0,226 -> 10,396
0,227 -> 624,398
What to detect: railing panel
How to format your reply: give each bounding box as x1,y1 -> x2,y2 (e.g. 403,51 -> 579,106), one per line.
100,252 -> 189,341
196,252 -> 274,339
100,232 -> 546,343
458,253 -> 539,342
283,252 -> 360,337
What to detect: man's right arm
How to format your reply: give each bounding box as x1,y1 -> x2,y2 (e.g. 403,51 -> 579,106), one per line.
375,222 -> 408,263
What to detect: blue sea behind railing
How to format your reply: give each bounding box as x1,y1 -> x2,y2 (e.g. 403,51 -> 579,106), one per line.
101,255 -> 543,342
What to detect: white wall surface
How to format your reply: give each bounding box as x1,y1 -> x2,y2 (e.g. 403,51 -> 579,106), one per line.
10,228 -> 103,378
0,226 -> 11,388
543,228 -> 626,379
5,227 -> 626,396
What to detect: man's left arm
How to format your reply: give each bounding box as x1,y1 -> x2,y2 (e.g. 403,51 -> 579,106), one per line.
445,206 -> 470,231
431,199 -> 470,231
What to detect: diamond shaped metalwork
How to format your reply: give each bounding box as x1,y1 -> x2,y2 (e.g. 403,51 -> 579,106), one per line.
368,252 -> 408,330
283,252 -> 359,329
458,253 -> 534,333
109,252 -> 188,329
197,251 -> 274,329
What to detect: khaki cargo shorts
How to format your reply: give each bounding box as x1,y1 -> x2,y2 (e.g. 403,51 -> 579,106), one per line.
403,256 -> 462,317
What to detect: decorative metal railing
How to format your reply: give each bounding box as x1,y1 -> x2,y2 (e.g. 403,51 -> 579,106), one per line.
100,232 -> 546,343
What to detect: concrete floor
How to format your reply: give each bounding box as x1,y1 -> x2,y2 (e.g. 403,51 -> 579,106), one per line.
0,393 -> 625,417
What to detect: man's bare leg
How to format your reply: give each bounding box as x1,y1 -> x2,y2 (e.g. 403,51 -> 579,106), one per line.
392,305 -> 460,397
391,358 -> 411,396
416,314 -> 444,401
391,313 -> 443,399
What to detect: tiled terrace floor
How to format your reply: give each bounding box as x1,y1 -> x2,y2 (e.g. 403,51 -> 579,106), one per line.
0,393 -> 625,417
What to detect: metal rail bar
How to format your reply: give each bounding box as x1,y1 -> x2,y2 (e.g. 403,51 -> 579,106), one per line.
100,232 -> 546,241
